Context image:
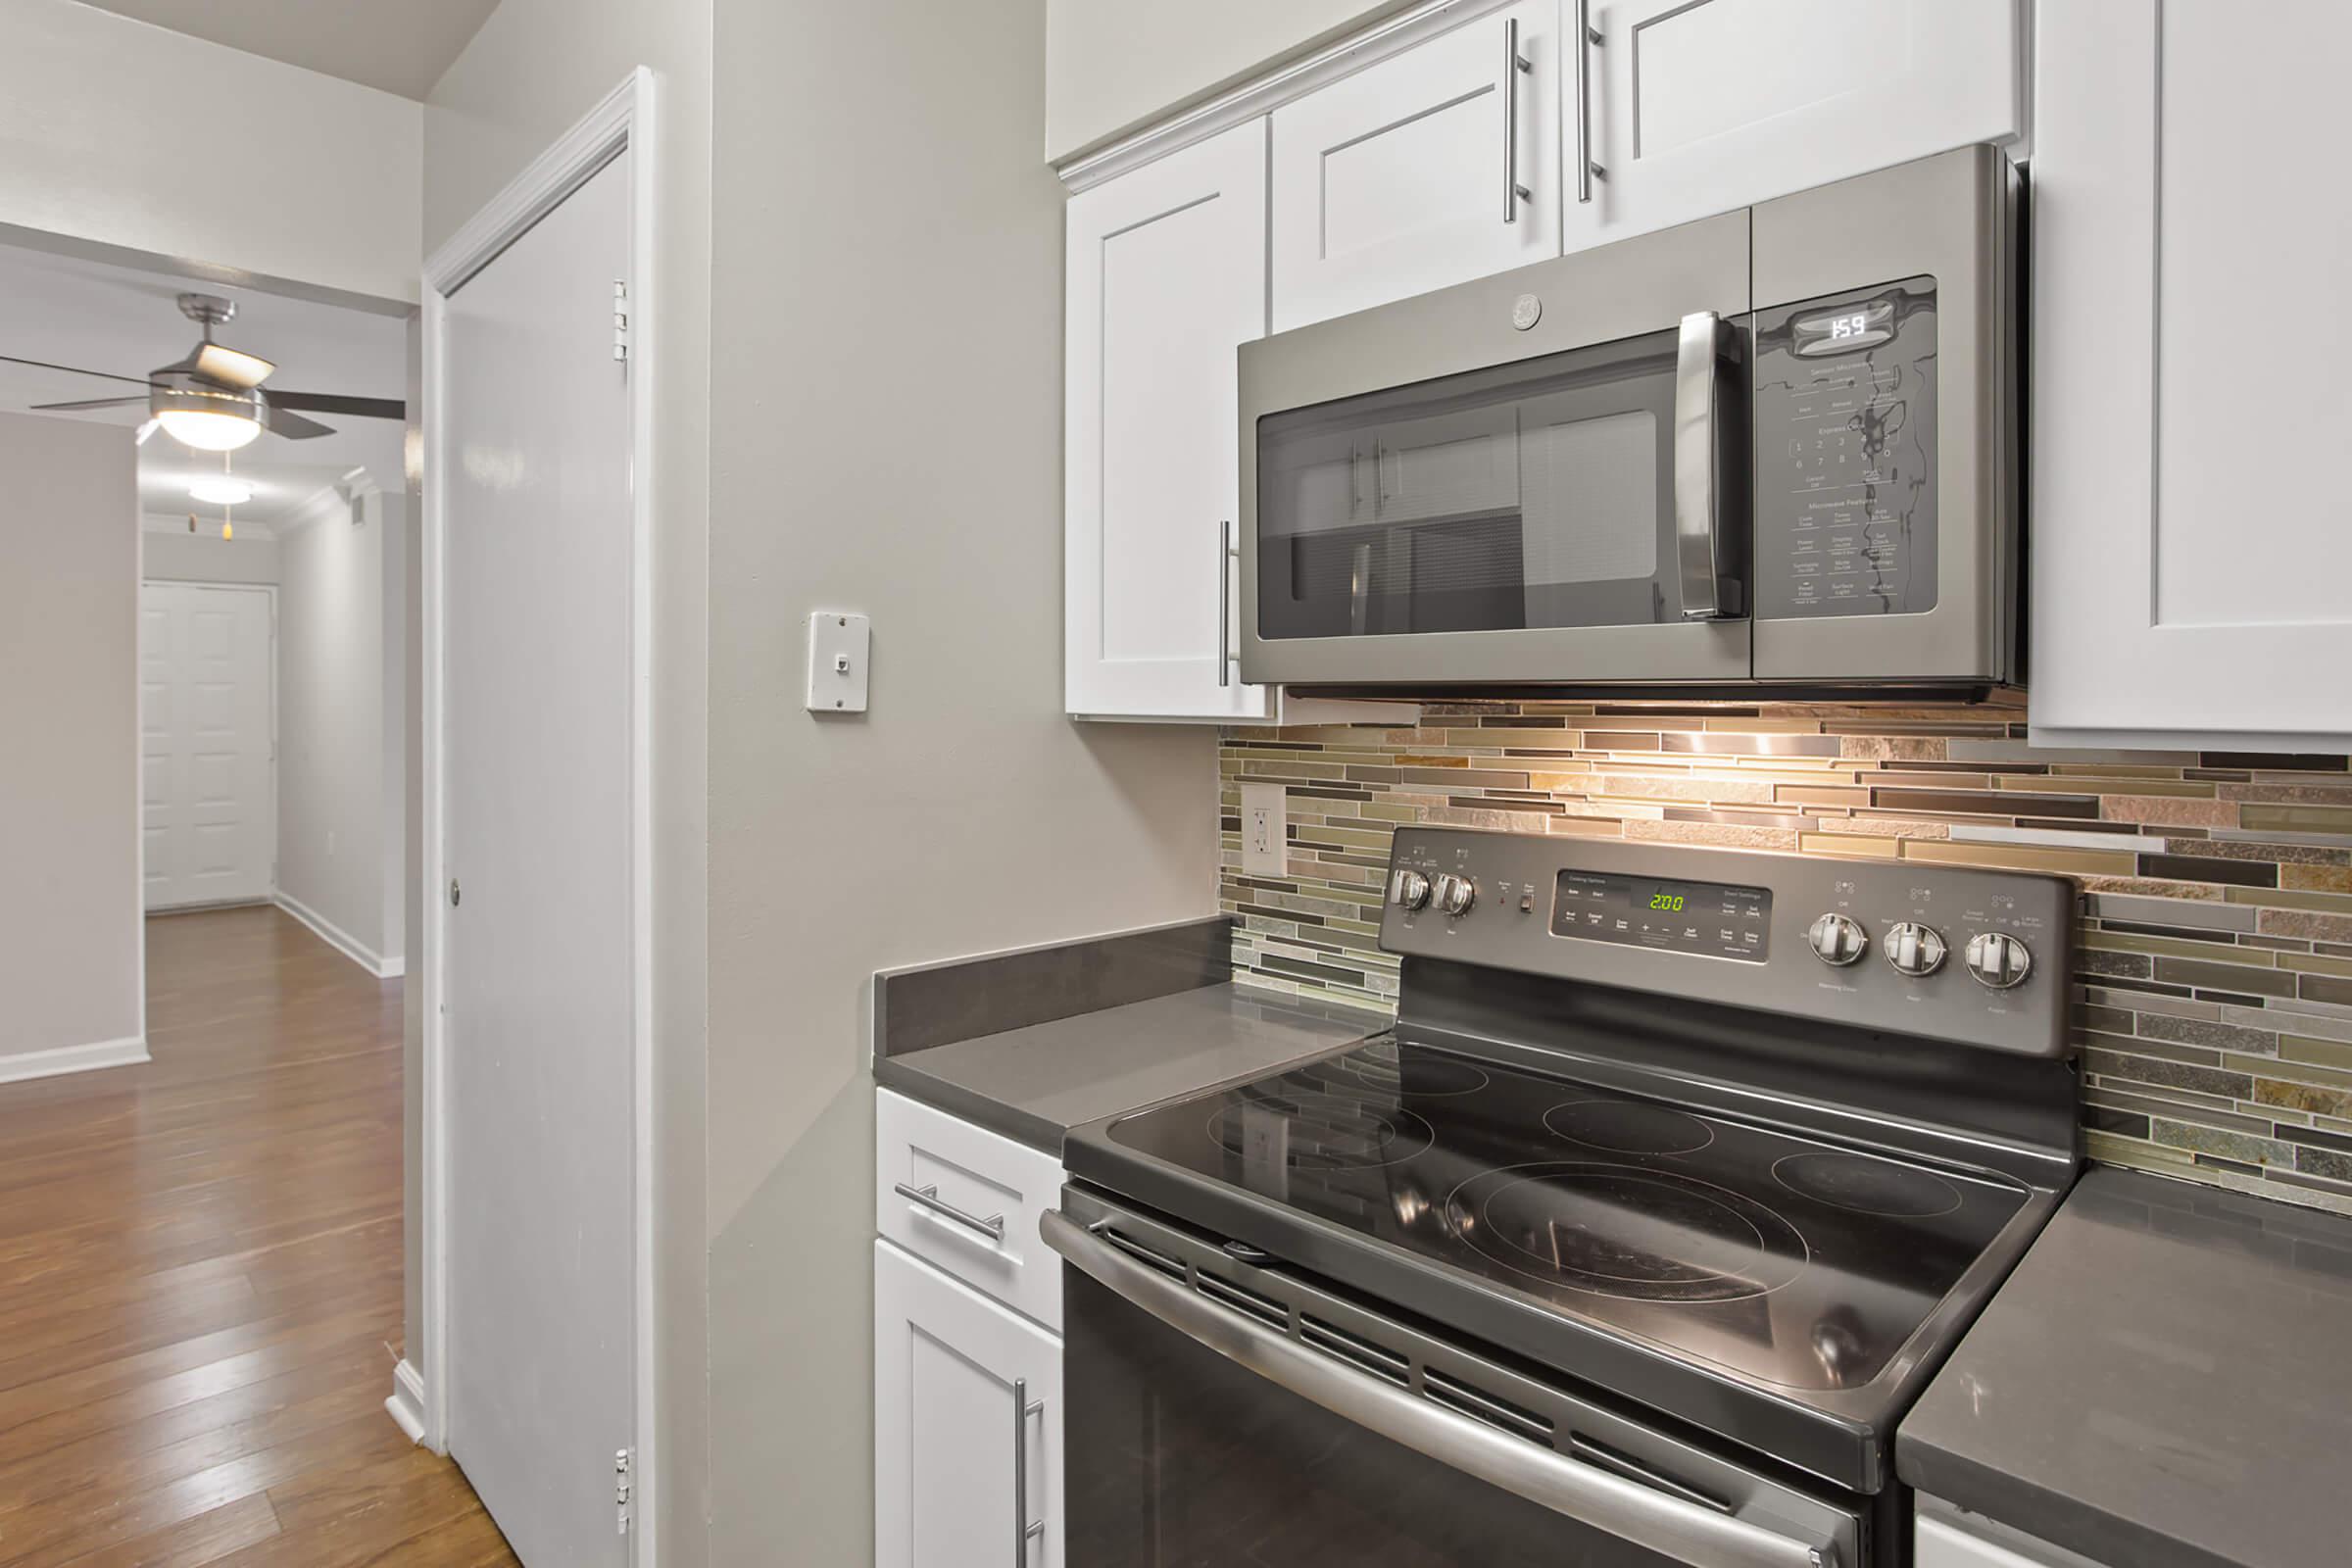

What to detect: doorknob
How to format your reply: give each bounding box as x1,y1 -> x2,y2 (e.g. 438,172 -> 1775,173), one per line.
449,878 -> 462,907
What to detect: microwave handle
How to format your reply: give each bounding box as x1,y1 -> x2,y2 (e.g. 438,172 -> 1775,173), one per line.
1674,310 -> 1740,621
1043,1209 -> 1833,1568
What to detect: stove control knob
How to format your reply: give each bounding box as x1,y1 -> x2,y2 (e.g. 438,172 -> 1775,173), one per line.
1964,931 -> 2034,990
1388,868 -> 1432,911
1807,911 -> 1869,967
1434,873 -> 1477,917
1884,921 -> 1948,978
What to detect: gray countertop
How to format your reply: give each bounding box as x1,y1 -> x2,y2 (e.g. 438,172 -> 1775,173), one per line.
1898,1165 -> 2352,1568
873,980 -> 1384,1154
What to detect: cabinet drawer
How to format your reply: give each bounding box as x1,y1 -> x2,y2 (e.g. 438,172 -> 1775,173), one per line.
876,1089 -> 1064,1330
1917,1511 -> 2112,1568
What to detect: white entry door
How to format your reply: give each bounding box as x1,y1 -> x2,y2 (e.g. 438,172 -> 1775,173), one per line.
140,581 -> 274,910
442,146 -> 636,1568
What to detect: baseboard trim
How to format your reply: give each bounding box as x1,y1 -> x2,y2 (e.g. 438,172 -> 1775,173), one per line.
274,893 -> 404,979
0,1034 -> 150,1086
385,1357 -> 428,1446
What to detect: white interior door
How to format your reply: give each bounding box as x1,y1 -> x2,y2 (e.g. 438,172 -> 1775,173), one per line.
442,146 -> 636,1568
139,581 -> 274,910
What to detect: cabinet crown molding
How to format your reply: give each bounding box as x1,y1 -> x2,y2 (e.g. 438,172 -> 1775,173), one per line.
1054,0 -> 1518,194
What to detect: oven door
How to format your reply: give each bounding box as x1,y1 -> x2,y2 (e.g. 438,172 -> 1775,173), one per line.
1239,212 -> 1752,689
1047,1200 -> 1862,1568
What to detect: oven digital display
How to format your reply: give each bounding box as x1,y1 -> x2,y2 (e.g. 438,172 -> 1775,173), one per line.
1551,871 -> 1772,962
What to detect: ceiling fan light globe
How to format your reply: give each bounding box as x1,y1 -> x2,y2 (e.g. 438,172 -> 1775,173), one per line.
188,476 -> 253,506
190,342 -> 275,391
157,408 -> 261,451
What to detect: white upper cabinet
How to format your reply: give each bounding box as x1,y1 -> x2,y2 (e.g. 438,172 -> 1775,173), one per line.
2030,1 -> 2352,750
1271,0 -> 1561,331
1565,0 -> 2023,252
1064,120 -> 1271,721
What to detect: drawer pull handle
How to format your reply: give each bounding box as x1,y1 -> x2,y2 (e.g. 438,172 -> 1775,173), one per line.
894,1181 -> 1006,1243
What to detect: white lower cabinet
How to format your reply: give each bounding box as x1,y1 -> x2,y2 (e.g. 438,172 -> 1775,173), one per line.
875,1239 -> 1063,1568
1916,1505 -> 2115,1568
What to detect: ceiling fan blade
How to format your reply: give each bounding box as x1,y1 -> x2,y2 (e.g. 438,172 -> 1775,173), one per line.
264,390 -> 405,420
0,354 -> 155,386
30,395 -> 150,413
262,404 -> 336,440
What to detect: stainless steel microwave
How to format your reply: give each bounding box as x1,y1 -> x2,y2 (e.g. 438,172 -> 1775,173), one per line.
1238,144 -> 2019,693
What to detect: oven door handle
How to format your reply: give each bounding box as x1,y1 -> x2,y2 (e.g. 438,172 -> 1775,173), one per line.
1674,310 -> 1740,622
1042,1210 -> 1834,1568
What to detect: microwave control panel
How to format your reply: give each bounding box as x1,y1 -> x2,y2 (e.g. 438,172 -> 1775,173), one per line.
1749,274 -> 1939,620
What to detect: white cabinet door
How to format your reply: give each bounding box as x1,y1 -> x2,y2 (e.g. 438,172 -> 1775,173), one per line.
875,1240 -> 1063,1568
1271,0 -> 1561,330
1064,118 -> 1272,721
139,582 -> 275,910
2030,2 -> 2352,750
1566,0 -> 2022,252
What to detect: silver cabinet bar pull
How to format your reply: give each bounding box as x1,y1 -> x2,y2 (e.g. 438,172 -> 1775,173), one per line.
1575,0 -> 1603,202
1673,311 -> 1740,621
1223,521 -> 1242,686
892,1181 -> 1005,1242
1012,1377 -> 1046,1564
1502,17 -> 1533,221
1217,518 -> 1238,688
1043,1209 -> 1833,1568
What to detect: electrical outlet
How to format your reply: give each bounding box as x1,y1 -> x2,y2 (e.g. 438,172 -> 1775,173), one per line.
1241,783 -> 1286,875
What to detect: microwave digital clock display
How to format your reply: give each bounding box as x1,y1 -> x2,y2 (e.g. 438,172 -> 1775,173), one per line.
1552,871 -> 1771,962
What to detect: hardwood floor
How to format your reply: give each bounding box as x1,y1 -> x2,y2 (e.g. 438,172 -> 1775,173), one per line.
0,906 -> 519,1567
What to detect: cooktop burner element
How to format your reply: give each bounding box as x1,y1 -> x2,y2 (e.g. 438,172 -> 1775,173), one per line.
1109,1036 -> 2031,1392
1774,1150 -> 1965,1218
1544,1098 -> 1716,1154
1455,1162 -> 1809,1302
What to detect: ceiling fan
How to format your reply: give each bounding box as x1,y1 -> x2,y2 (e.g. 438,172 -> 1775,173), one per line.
4,292 -> 405,451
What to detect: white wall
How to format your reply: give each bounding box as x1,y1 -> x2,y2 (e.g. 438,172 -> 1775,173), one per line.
1045,0 -> 1413,159
275,479 -> 404,972
142,524 -> 280,586
423,5 -> 713,1557
0,0 -> 421,304
705,0 -> 1219,1558
0,412 -> 142,1070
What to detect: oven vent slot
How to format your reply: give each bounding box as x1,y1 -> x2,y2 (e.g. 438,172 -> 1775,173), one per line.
1422,1368 -> 1555,1446
1299,1314 -> 1410,1385
1099,1225 -> 1187,1281
1197,1270 -> 1289,1330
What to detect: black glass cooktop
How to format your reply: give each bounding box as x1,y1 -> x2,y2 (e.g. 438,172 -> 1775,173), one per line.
1105,1037 -> 2028,1394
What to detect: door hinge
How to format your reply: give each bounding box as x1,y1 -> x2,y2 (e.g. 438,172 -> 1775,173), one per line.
614,1446 -> 634,1536
612,279 -> 631,364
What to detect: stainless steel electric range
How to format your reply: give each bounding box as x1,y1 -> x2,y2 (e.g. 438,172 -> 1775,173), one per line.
1045,827 -> 2078,1568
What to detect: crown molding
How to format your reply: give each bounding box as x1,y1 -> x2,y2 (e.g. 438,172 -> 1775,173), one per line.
1053,0 -> 1512,193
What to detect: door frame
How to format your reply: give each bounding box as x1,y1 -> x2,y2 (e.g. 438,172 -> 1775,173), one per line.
138,578 -> 280,913
409,67 -> 660,1566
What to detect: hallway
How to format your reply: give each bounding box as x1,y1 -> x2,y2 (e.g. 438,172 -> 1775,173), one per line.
0,906 -> 517,1566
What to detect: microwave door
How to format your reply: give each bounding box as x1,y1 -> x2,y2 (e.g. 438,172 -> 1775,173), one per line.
1241,210 -> 1752,688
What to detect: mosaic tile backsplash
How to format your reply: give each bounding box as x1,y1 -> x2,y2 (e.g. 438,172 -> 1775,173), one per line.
1219,698 -> 2352,1217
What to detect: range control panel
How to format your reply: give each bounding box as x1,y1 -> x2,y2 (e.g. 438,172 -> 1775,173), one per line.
1381,828 -> 2072,1058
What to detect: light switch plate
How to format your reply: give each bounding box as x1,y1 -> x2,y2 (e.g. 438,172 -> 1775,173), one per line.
807,612 -> 870,712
